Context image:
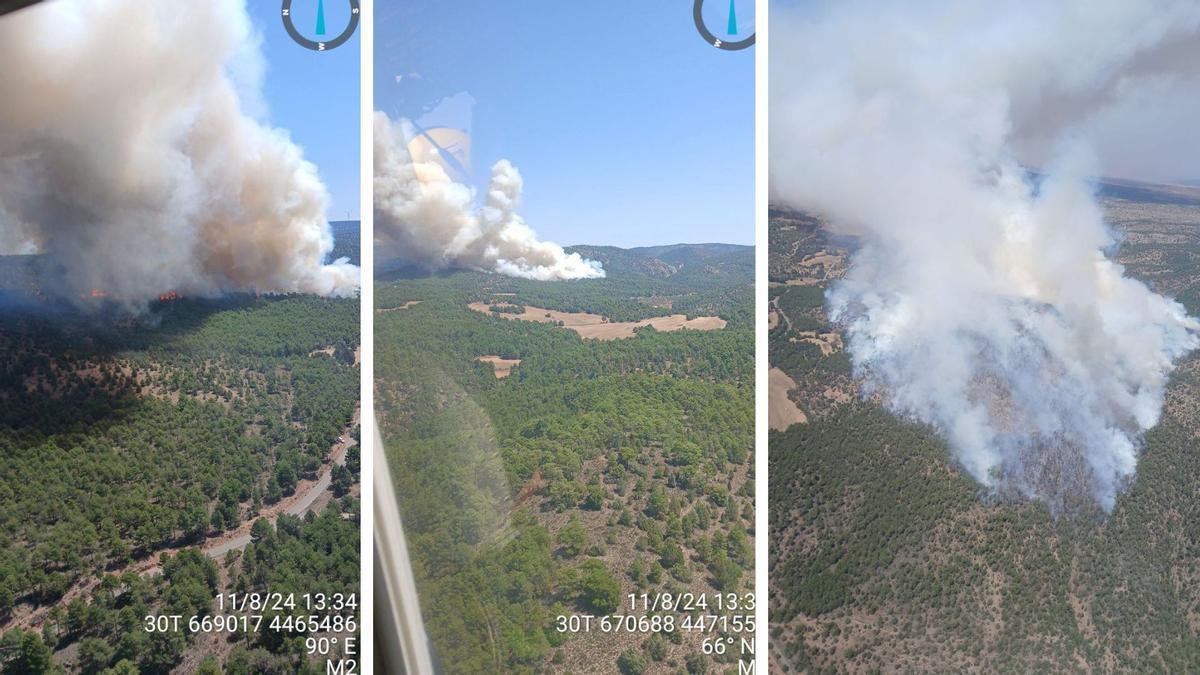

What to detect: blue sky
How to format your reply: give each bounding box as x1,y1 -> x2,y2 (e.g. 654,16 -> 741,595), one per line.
246,0 -> 360,221
375,2 -> 755,248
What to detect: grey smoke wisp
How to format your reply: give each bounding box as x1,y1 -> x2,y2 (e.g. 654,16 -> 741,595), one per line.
374,112 -> 604,280
771,0 -> 1200,511
0,0 -> 359,309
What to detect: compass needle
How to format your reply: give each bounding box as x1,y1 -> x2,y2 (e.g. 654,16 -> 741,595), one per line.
693,0 -> 754,50
281,0 -> 358,51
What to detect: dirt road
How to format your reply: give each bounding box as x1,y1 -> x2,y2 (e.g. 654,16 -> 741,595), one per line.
201,405 -> 358,559
3,406 -> 360,633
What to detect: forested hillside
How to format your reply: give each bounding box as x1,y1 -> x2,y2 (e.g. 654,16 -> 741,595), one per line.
377,244 -> 755,673
768,187 -> 1200,673
0,289 -> 360,673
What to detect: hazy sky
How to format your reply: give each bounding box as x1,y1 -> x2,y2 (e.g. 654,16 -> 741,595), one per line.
247,0 -> 360,220
773,0 -> 1200,186
375,1 -> 755,248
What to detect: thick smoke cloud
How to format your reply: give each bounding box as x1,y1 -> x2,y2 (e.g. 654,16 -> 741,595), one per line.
0,0 -> 358,308
771,0 -> 1200,511
374,112 -> 604,280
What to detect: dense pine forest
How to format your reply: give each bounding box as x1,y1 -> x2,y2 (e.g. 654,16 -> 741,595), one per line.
0,284 -> 360,673
768,188 -> 1200,673
376,244 -> 755,673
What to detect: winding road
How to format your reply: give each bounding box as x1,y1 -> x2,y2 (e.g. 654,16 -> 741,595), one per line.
200,405 -> 359,559
2,405 -> 360,633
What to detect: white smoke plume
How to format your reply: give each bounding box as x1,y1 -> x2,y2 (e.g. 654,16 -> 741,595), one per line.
374,112 -> 604,280
771,0 -> 1200,511
0,0 -> 358,309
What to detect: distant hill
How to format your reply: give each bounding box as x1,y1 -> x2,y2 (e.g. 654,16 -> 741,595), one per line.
631,242 -> 750,258
1095,177 -> 1200,207
565,242 -> 753,283
1,219 -> 360,304
377,242 -> 754,286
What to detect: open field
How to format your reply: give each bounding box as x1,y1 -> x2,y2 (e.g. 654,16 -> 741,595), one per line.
468,302 -> 727,340
475,354 -> 521,378
769,367 -> 807,431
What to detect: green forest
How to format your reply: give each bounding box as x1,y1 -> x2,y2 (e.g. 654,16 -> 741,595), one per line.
0,499 -> 359,675
376,245 -> 755,673
0,293 -> 360,673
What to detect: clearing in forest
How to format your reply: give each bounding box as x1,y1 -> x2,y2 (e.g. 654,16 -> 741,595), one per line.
475,355 -> 521,378
769,367 -> 807,430
468,302 -> 726,340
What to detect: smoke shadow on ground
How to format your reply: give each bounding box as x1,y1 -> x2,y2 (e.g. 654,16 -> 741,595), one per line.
0,308 -> 161,436
0,293 -> 300,436
0,254 -> 266,334
0,384 -> 146,443
0,294 -> 252,349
